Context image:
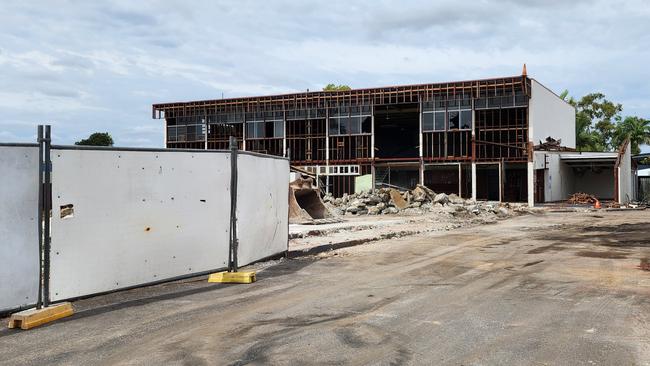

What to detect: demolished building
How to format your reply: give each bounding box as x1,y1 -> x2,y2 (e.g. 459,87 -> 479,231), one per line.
152,66 -> 633,205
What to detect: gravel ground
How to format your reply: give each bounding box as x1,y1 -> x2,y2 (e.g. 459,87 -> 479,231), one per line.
1,210 -> 649,365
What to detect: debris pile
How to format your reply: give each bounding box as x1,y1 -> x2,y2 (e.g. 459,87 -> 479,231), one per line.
567,192 -> 598,204
322,185 -> 514,218
535,136 -> 575,151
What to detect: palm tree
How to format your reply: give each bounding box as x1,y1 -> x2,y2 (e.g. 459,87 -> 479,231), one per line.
613,116 -> 650,154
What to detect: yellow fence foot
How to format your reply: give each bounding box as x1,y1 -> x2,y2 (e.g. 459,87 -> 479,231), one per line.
208,271 -> 256,284
8,302 -> 74,330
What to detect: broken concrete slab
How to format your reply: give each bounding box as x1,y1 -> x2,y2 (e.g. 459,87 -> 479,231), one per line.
390,189 -> 409,209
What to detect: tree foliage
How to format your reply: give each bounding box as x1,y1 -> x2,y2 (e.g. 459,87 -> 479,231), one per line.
75,132 -> 114,146
564,91 -> 649,154
612,116 -> 650,155
323,84 -> 351,91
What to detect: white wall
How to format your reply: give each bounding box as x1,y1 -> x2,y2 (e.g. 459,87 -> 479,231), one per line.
618,142 -> 632,203
529,79 -> 576,148
0,145 -> 40,312
539,153 -> 565,201
49,149 -> 232,301
574,168 -> 614,199
536,152 -> 576,202
236,153 -> 289,266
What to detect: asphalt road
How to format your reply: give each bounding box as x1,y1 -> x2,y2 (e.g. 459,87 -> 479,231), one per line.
1,210 -> 649,365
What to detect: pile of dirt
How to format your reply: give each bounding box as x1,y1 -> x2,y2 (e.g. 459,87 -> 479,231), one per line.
322,185 -> 515,218
568,192 -> 598,204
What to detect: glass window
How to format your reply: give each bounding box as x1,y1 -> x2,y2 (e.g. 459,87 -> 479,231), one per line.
167,126 -> 177,142
460,110 -> 472,129
361,116 -> 372,133
423,113 -> 434,131
255,122 -> 265,138
339,117 -> 349,134
350,116 -> 361,134
177,125 -> 187,141
329,118 -> 339,135
434,111 -> 445,130
246,123 -> 254,138
448,111 -> 459,129
274,121 -> 284,137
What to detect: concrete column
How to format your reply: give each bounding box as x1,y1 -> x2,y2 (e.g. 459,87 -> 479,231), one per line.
204,116 -> 208,150
371,106 -> 375,159
242,117 -> 247,151
418,102 -> 424,186
163,120 -> 168,148
498,161 -> 503,202
527,161 -> 534,207
325,108 -> 330,194
418,101 -> 423,158
471,162 -> 477,200
419,162 -> 424,186
458,163 -> 462,196
282,111 -> 287,157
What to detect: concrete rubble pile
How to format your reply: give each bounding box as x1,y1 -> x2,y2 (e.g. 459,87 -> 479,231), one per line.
322,185 -> 514,218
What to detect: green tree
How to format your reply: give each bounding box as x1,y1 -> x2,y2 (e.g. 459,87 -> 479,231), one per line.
612,116 -> 650,154
323,84 -> 351,91
566,92 -> 622,151
75,132 -> 114,146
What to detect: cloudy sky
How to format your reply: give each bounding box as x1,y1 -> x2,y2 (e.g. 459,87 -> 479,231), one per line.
1,0 -> 648,150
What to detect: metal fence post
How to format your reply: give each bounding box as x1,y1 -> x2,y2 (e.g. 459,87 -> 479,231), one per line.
36,125 -> 44,309
43,125 -> 52,306
228,136 -> 239,272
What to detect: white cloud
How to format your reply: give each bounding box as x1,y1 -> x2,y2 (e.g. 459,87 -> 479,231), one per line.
0,0 -> 648,151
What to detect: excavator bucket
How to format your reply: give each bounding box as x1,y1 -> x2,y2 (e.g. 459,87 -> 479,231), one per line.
289,176 -> 332,224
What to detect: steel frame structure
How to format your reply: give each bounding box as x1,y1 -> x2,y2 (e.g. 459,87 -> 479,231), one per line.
154,75 -> 532,199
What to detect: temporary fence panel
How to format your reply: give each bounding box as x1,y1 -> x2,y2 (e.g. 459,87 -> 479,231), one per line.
0,145 -> 40,313
49,148 -> 231,301
236,152 -> 289,266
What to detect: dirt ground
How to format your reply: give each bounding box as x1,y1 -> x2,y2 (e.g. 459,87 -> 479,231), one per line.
1,210 -> 649,365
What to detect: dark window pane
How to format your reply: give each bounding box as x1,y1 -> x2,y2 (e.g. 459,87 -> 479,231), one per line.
246,123 -> 255,138
329,118 -> 339,135
361,116 -> 372,133
423,113 -> 434,131
460,110 -> 472,129
265,121 -> 274,138
350,116 -> 361,134
167,118 -> 177,126
339,117 -> 349,134
434,111 -> 445,130
167,126 -> 176,141
177,126 -> 187,141
448,111 -> 459,129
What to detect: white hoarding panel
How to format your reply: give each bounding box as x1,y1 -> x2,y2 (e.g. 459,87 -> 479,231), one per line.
50,149 -> 231,301
236,153 -> 289,265
0,145 -> 40,313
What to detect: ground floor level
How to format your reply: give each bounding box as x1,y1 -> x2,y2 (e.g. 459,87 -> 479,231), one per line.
299,145 -> 634,206
2,210 -> 648,364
